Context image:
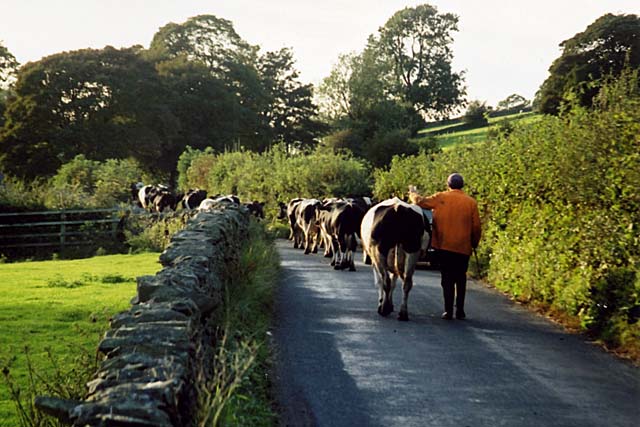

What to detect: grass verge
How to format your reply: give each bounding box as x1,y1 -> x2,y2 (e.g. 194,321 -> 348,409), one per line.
0,253 -> 161,426
197,219 -> 280,427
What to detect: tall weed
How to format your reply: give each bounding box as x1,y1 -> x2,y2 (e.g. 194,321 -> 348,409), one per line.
197,219 -> 279,426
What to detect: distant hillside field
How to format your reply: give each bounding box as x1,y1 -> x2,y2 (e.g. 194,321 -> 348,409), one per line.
415,112 -> 541,150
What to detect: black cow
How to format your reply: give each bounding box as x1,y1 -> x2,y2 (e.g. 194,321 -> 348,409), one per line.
244,201 -> 265,219
277,202 -> 288,220
360,197 -> 430,321
347,196 -> 374,212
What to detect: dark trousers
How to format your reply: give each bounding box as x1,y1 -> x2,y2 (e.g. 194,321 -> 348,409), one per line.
438,250 -> 470,314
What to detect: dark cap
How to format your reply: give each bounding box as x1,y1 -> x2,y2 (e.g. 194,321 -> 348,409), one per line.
447,173 -> 464,189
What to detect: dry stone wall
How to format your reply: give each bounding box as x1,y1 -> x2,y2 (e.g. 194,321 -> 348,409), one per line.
35,204 -> 249,426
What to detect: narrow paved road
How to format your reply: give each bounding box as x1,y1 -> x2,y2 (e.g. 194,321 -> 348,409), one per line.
271,240 -> 639,427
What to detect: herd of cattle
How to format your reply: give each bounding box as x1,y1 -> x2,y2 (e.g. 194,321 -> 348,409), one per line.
131,183 -> 433,320
281,196 -> 432,321
130,183 -> 265,218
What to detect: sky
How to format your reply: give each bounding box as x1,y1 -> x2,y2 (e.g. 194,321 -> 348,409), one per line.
1,0 -> 638,105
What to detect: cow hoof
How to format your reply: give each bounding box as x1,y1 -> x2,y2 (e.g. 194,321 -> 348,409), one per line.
378,302 -> 393,317
330,260 -> 335,266
304,249 -> 310,255
398,311 -> 409,321
333,264 -> 342,270
349,265 -> 356,272
312,248 -> 318,254
324,253 -> 331,258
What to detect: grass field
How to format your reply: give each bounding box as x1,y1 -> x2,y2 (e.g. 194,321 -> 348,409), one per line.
0,252 -> 161,426
415,111 -> 542,150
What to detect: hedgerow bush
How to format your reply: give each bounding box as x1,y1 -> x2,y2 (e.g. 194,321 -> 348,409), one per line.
45,156 -> 152,209
374,70 -> 640,356
179,144 -> 372,218
0,156 -> 155,211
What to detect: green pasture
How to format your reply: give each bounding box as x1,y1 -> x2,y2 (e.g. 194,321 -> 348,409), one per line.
0,253 -> 161,426
416,112 -> 542,150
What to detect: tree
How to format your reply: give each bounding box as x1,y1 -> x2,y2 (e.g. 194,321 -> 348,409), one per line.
149,15 -> 323,152
375,4 -> 466,118
463,100 -> 490,126
0,41 -> 19,129
156,58 -> 243,152
0,41 -> 19,88
497,94 -> 530,111
317,45 -> 390,127
0,47 -> 178,179
257,48 -> 326,149
317,52 -> 358,122
536,13 -> 640,115
148,15 -> 269,129
148,15 -> 257,80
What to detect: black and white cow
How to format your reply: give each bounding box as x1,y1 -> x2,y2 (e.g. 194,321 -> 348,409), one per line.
360,197 -> 430,321
347,196 -> 374,213
131,182 -> 144,207
138,184 -> 170,211
153,191 -> 179,213
197,194 -> 241,211
286,198 -> 304,248
318,200 -> 366,271
215,194 -> 241,205
317,199 -> 339,258
182,189 -> 208,210
296,198 -> 322,254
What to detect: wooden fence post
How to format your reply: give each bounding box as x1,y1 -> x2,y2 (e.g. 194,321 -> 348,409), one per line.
60,211 -> 66,254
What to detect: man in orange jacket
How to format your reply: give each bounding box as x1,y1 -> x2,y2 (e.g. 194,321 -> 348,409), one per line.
408,173 -> 481,320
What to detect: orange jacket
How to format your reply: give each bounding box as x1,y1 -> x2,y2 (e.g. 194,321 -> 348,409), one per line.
410,189 -> 481,256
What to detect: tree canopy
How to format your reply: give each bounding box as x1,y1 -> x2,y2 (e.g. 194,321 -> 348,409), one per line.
319,4 -> 465,123
317,3 -> 460,167
0,41 -> 19,88
536,13 -> 640,114
376,4 -> 465,118
0,47 -> 178,178
149,15 -> 323,150
497,94 -> 530,111
0,15 -> 324,180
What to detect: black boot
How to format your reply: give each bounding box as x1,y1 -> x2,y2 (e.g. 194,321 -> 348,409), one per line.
442,282 -> 454,320
455,281 -> 466,319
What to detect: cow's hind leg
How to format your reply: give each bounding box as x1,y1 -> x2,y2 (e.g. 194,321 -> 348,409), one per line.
336,235 -> 350,270
345,234 -> 357,271
303,225 -> 312,254
398,251 -> 419,321
372,251 -> 393,316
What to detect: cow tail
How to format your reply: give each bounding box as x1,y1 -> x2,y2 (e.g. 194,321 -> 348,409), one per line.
393,245 -> 400,276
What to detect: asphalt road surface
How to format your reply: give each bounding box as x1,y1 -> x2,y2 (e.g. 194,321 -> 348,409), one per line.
271,240 -> 639,427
